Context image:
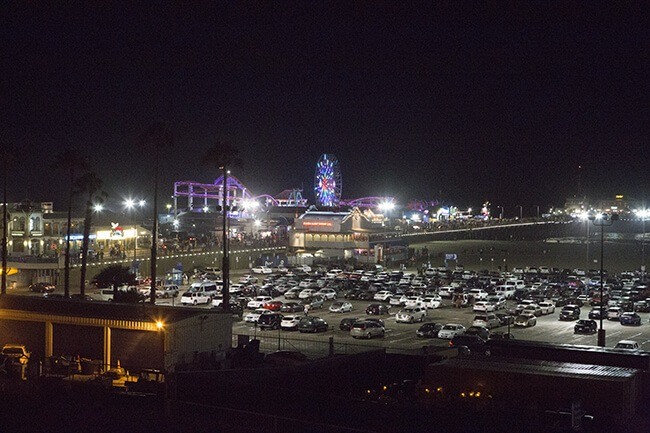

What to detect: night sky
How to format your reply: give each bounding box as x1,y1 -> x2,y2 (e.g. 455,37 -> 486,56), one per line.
2,1 -> 647,215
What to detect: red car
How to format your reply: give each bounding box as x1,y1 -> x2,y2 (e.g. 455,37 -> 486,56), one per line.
263,300 -> 284,311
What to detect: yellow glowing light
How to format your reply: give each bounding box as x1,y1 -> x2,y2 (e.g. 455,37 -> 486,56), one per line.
156,321 -> 164,330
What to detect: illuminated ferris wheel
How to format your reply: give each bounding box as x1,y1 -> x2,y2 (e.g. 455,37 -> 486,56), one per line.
314,153 -> 342,207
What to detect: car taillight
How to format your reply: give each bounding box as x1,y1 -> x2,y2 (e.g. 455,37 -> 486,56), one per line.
449,341 -> 454,347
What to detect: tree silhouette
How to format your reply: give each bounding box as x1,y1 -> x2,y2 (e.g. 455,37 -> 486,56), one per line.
52,148 -> 88,297
0,141 -> 15,295
74,171 -> 107,296
138,122 -> 173,303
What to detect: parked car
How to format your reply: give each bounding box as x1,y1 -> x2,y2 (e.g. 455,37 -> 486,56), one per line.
339,317 -> 359,331
464,325 -> 490,340
29,282 -> 55,293
486,295 -> 507,310
619,312 -> 642,326
157,285 -> 180,298
297,317 -> 329,333
588,307 -> 606,320
350,321 -> 385,339
247,296 -> 274,309
416,322 -> 442,338
280,301 -> 303,313
366,303 -> 391,315
298,288 -> 318,299
449,335 -> 490,357
472,314 -> 500,329
614,340 -> 640,350
316,288 -> 337,300
607,306 -> 623,321
258,312 -> 283,330
559,305 -> 581,321
180,291 -> 211,305
514,313 -> 537,327
251,266 -> 273,274
422,295 -> 442,309
538,301 -> 556,315
574,319 -> 598,334
522,304 -> 543,317
262,300 -> 284,311
437,324 -> 466,339
244,308 -> 272,323
495,313 -> 515,326
473,301 -> 496,313
395,306 -> 427,323
0,344 -> 30,365
373,290 -> 393,302
300,295 -> 324,309
329,301 -> 353,313
284,288 -> 301,299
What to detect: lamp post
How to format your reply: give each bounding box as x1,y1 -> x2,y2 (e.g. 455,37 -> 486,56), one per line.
587,212 -> 618,347
124,198 -> 145,272
517,205 -> 523,220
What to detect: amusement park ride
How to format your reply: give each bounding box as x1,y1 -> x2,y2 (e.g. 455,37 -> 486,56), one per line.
171,154 -> 398,218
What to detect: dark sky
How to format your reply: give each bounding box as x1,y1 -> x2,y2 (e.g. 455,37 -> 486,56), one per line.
1,1 -> 648,215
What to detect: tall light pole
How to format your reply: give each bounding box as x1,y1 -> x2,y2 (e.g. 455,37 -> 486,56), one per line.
588,212 -> 618,347
637,209 -> 649,282
222,168 -> 230,311
581,211 -> 590,271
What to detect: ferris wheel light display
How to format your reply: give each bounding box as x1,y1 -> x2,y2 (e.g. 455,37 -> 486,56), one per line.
314,153 -> 342,207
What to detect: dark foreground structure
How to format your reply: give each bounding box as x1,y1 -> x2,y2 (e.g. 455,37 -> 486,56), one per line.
1,295 -> 650,432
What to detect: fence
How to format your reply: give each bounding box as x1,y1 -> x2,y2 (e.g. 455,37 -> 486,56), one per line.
232,332 -> 421,358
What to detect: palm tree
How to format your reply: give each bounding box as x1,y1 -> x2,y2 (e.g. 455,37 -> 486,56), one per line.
74,171 -> 107,296
52,149 -> 88,297
0,141 -> 15,295
202,141 -> 242,312
138,122 -> 173,303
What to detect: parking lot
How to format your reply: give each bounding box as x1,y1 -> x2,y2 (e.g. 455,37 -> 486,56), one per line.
17,266 -> 650,353
226,295 -> 650,352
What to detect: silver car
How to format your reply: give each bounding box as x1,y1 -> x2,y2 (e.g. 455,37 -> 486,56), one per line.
350,321 -> 385,339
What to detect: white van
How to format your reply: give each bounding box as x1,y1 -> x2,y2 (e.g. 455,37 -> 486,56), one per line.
505,279 -> 525,289
494,285 -> 516,299
189,281 -> 219,298
97,288 -> 115,301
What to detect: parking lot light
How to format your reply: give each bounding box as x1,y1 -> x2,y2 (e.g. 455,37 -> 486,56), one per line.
588,212 -> 619,347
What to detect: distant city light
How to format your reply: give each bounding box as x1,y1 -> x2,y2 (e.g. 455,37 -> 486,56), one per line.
203,206 -> 209,212
378,201 -> 395,212
93,204 -> 103,212
253,219 -> 262,227
124,198 -> 135,209
139,199 -> 146,207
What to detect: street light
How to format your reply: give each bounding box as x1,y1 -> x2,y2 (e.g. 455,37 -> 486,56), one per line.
124,198 -> 146,266
587,212 -> 619,347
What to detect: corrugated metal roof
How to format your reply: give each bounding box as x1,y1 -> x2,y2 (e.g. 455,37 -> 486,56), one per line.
437,357 -> 639,381
0,295 -> 225,325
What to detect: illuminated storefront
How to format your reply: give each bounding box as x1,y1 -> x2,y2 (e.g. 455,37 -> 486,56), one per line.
290,208 -> 397,263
